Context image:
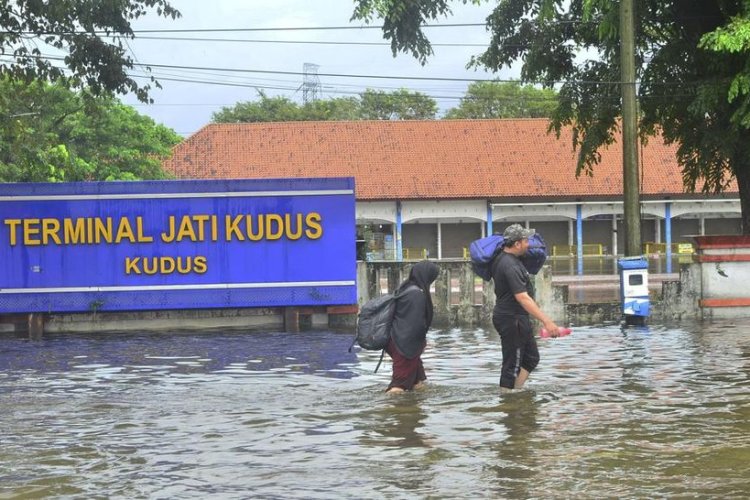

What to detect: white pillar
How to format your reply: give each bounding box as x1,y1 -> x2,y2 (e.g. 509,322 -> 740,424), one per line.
699,215 -> 706,235
437,222 -> 442,260
612,215 -> 618,257
655,217 -> 661,243
568,219 -> 575,246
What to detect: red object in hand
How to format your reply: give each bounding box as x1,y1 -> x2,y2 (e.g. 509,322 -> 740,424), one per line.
540,327 -> 572,338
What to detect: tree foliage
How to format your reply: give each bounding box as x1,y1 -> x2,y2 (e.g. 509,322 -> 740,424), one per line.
212,89 -> 437,123
351,0 -> 750,232
0,78 -> 181,182
360,88 -> 438,119
444,81 -> 557,119
0,0 -> 179,102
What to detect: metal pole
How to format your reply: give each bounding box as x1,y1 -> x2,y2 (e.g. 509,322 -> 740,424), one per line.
396,201 -> 403,262
486,201 -> 493,236
576,204 -> 583,275
621,0 -> 642,256
665,202 -> 672,273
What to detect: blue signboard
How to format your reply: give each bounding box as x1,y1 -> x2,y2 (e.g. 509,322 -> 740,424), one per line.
0,178 -> 357,313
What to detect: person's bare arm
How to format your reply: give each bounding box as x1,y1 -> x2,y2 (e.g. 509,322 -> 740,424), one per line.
514,291 -> 559,336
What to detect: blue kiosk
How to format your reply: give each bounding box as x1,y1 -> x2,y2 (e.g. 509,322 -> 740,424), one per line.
617,256 -> 650,325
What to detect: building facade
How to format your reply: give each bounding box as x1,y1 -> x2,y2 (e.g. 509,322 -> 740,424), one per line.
163,119 -> 740,269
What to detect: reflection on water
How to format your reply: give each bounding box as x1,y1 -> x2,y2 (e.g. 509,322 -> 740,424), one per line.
1,322 -> 749,498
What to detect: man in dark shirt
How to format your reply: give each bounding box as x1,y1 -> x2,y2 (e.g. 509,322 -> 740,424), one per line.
492,224 -> 559,393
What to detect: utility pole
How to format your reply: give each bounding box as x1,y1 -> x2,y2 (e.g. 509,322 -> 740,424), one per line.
620,0 -> 641,256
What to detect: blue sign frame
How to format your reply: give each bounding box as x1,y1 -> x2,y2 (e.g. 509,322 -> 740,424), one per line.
0,178 -> 356,313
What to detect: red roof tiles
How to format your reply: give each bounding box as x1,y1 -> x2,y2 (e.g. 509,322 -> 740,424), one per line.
162,119 -> 737,201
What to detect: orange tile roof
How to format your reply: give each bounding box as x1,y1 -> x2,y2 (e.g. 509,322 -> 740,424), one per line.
162,119 -> 737,201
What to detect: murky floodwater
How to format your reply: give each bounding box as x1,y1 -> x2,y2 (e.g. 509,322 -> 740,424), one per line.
1,321 -> 749,499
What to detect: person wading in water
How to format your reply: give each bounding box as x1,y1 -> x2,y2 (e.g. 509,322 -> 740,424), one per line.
385,261 -> 440,394
492,224 -> 560,393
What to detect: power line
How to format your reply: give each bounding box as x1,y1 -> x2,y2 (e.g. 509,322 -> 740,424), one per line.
2,17 -> 618,36
123,60 -> 618,85
127,23 -> 489,33
0,52 -> 724,88
122,59 -> 705,86
131,35 -> 493,48
5,52 -> 552,84
1,23 -> 488,36
126,73 -> 615,103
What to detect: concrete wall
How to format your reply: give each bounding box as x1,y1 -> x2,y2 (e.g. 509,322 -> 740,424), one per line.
3,255 -> 726,338
44,307 -> 285,334
658,235 -> 750,320
356,261 -> 567,329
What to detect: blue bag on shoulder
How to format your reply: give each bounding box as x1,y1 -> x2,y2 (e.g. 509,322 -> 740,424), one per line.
469,233 -> 547,280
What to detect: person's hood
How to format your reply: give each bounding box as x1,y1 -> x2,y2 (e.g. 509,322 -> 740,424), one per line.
409,261 -> 439,292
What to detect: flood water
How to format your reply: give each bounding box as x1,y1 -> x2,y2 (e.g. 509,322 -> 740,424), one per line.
2,321 -> 749,499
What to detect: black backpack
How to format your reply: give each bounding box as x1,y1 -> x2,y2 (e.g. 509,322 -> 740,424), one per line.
349,285 -> 418,372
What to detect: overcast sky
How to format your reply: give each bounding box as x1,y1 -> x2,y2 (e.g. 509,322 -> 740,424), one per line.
121,0 -> 517,136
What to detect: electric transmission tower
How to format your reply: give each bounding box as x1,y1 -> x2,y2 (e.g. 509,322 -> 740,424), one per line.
302,63 -> 321,104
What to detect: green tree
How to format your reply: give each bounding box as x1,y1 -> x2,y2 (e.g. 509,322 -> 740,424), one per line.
302,97 -> 362,121
212,89 -> 438,122
212,93 -> 304,123
352,1 -> 750,232
0,78 -> 181,182
444,81 -> 557,119
360,88 -> 437,120
0,0 -> 179,103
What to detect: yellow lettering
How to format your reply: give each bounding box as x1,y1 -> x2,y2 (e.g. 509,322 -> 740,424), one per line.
305,213 -> 323,239
142,257 -> 158,275
160,257 -> 176,274
86,218 -> 94,244
176,216 -> 198,242
136,216 -> 153,243
161,215 -> 176,243
94,218 -> 113,244
41,219 -> 62,245
23,219 -> 41,246
246,215 -> 263,241
284,213 -> 303,240
64,218 -> 85,244
266,214 -> 284,240
211,215 -> 218,241
4,219 -> 21,246
125,257 -> 141,274
225,215 -> 245,241
115,217 -> 136,243
192,215 -> 209,241
194,256 -> 208,274
177,256 -> 191,274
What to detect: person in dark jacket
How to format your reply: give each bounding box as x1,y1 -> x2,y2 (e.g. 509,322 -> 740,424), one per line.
385,260 -> 440,394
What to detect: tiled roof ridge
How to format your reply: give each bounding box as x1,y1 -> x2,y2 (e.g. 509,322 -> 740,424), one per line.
165,119 -> 737,199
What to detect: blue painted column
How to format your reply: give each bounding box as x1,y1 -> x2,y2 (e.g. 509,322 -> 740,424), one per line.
577,204 -> 584,275
487,201 -> 494,236
665,202 -> 672,273
396,201 -> 403,262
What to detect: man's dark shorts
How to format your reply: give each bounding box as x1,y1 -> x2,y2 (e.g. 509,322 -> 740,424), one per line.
492,314 -> 540,389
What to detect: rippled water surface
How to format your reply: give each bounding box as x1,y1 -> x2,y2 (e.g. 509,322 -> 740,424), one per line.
1,321 -> 749,499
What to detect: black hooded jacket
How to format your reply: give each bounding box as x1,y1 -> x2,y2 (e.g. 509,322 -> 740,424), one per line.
390,261 -> 440,359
